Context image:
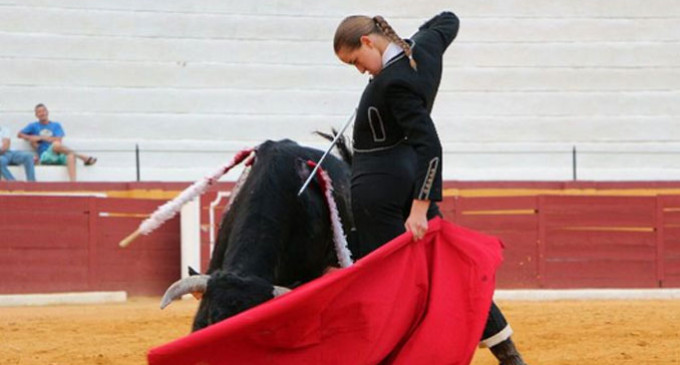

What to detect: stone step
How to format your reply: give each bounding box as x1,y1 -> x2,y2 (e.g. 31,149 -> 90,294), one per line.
2,7 -> 678,42
3,59 -> 679,91
1,32 -> 678,67
9,1 -> 679,18
2,86 -> 677,117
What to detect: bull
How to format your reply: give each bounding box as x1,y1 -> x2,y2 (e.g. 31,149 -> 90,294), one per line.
160,138 -> 354,331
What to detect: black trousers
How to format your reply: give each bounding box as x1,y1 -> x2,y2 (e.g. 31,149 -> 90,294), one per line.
351,146 -> 509,342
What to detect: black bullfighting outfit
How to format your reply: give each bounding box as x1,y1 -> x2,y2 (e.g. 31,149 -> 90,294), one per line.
349,11 -> 515,350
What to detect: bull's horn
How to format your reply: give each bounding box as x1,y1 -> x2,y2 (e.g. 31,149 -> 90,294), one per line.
272,286 -> 291,297
160,275 -> 210,309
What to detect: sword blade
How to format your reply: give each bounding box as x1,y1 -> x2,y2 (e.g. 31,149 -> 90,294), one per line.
297,109 -> 356,196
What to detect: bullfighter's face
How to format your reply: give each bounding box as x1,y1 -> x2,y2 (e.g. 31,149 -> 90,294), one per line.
336,35 -> 384,76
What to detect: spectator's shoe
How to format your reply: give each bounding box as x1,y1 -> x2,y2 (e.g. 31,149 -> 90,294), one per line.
85,156 -> 97,166
33,155 -> 40,165
490,338 -> 528,365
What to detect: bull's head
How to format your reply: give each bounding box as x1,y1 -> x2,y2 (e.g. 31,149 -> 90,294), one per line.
160,271 -> 291,331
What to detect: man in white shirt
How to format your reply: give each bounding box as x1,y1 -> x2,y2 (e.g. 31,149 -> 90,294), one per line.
0,125 -> 36,181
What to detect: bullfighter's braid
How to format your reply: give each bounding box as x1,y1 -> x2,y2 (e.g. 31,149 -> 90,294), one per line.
373,15 -> 417,71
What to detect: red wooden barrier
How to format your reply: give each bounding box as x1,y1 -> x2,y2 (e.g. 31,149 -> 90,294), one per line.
0,195 -> 180,295
452,196 -> 539,288
96,198 -> 181,295
660,195 -> 680,287
2,182 -> 680,294
0,196 -> 91,293
440,194 -> 680,288
538,196 -> 658,288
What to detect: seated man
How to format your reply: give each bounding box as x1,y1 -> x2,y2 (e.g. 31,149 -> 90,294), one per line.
0,125 -> 36,181
18,104 -> 96,182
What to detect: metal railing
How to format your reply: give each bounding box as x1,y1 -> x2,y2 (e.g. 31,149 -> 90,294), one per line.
9,142 -> 678,182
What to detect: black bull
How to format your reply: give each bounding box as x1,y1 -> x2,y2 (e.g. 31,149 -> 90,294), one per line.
161,139 -> 354,331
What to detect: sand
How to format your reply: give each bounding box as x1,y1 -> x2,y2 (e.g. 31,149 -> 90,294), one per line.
1,297 -> 678,364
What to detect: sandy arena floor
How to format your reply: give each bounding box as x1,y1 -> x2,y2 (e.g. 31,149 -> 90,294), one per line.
0,297 -> 678,364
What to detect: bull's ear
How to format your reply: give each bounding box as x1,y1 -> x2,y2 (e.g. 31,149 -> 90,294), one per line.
188,266 -> 200,276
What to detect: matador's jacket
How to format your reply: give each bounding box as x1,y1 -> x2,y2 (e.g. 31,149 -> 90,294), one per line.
352,11 -> 459,201
350,12 -> 513,345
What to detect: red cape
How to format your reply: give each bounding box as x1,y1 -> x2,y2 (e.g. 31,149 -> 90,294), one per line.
148,218 -> 503,365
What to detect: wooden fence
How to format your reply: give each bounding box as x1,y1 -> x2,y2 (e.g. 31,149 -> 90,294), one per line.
0,195 -> 180,295
1,182 -> 679,295
440,195 -> 680,288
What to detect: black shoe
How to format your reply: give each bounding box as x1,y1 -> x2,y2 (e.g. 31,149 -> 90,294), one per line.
490,337 -> 527,365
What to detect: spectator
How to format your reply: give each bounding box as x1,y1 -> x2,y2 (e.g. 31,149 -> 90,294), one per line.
18,104 -> 96,182
0,125 -> 36,181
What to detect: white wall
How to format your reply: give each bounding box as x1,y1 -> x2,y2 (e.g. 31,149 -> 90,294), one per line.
0,1 -> 678,181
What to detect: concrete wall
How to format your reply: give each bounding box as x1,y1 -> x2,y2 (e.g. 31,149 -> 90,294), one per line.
0,1 -> 678,181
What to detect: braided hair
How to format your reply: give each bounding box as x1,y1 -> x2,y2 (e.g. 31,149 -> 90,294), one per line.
373,16 -> 417,71
334,15 -> 417,71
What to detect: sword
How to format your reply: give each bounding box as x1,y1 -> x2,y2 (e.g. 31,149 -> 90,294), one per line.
297,109 -> 357,196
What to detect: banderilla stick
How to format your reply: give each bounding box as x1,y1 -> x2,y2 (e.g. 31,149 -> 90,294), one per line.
119,229 -> 141,248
